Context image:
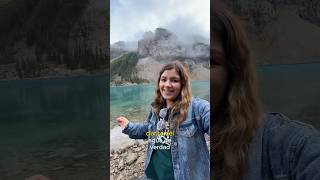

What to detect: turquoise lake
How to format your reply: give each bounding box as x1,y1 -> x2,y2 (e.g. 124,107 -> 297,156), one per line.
110,81 -> 210,128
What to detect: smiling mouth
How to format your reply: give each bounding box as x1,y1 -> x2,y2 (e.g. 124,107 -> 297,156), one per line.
162,89 -> 175,95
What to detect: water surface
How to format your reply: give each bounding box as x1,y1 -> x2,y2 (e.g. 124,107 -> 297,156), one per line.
0,75 -> 108,179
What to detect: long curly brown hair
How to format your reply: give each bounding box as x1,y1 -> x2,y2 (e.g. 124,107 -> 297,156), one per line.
152,61 -> 192,126
212,2 -> 263,180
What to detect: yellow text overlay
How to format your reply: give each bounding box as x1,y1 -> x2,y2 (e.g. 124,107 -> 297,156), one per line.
146,131 -> 175,137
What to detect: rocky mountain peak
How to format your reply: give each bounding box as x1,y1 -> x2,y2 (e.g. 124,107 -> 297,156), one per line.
112,41 -> 126,50
137,28 -> 209,59
138,28 -> 180,58
154,28 -> 176,41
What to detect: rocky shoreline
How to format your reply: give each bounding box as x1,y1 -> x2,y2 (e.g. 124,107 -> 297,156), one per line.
110,140 -> 147,180
110,136 -> 210,180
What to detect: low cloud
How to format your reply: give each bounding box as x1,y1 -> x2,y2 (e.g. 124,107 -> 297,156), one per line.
110,0 -> 209,43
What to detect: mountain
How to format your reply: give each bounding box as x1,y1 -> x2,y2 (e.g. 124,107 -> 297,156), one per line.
137,28 -> 209,61
138,28 -> 182,58
224,0 -> 320,64
110,41 -> 128,60
110,28 -> 210,85
0,0 -> 108,79
110,52 -> 149,85
110,41 -> 138,60
251,8 -> 320,64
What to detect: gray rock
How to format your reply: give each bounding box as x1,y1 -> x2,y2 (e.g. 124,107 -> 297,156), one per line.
133,147 -> 141,152
116,174 -> 124,180
118,159 -> 124,170
118,142 -> 134,154
134,140 -> 140,146
113,153 -> 118,159
135,155 -> 145,165
125,153 -> 138,165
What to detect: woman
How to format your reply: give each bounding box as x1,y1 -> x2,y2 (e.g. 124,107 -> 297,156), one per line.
212,2 -> 320,180
117,61 -> 210,180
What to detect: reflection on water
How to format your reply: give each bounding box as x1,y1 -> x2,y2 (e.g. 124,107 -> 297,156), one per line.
0,75 -> 108,179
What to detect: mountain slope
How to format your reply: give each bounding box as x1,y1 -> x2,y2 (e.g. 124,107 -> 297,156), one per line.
0,0 -> 108,79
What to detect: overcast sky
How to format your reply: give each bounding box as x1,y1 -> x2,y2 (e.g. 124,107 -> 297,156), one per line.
110,0 -> 210,44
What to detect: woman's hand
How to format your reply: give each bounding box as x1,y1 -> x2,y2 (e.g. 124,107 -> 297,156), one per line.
117,116 -> 129,128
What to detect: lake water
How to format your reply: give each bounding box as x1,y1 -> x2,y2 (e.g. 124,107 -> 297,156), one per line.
109,80 -> 210,151
110,63 -> 320,130
0,75 -> 108,179
257,63 -> 320,129
110,81 -> 210,129
1,63 -> 319,178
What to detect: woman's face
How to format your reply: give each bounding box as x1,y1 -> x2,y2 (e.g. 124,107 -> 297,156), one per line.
212,40 -> 228,111
159,69 -> 182,107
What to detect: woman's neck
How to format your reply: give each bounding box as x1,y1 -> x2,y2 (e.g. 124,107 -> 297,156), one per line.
166,100 -> 174,108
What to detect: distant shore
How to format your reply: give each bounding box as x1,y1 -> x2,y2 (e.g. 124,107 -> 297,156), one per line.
110,81 -> 151,87
0,62 -> 107,81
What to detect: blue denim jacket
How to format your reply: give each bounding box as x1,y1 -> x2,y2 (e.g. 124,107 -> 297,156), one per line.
246,113 -> 320,180
123,98 -> 210,180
